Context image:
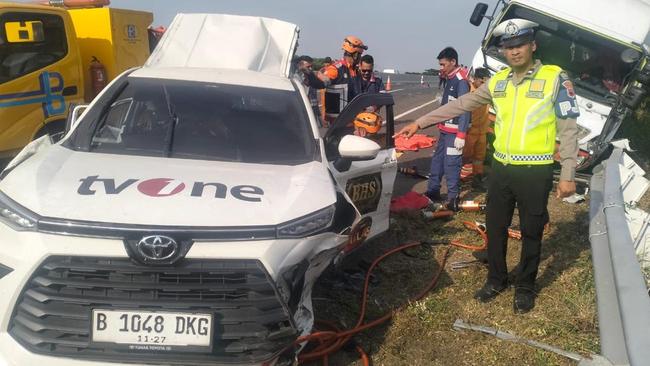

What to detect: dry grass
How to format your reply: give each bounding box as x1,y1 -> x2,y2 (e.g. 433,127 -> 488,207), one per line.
311,188 -> 598,365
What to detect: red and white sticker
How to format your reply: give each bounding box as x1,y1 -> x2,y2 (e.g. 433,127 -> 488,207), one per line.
137,178 -> 186,197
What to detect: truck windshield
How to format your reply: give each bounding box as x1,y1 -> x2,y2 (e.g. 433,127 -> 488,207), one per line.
85,77 -> 316,165
485,5 -> 640,105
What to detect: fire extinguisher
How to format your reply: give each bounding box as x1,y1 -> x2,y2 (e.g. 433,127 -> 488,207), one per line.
89,56 -> 107,98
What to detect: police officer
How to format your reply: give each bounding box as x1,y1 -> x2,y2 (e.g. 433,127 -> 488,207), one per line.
395,19 -> 579,313
306,36 -> 367,126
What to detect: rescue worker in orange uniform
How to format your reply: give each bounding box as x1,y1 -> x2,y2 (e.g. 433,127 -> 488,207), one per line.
305,36 -> 367,126
462,67 -> 491,189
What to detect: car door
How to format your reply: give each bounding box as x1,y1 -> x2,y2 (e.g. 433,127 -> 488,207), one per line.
325,93 -> 397,240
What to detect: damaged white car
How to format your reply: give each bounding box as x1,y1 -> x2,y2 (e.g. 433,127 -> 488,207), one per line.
0,14 -> 397,366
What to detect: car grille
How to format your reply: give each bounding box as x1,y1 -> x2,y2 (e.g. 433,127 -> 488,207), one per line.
9,257 -> 297,365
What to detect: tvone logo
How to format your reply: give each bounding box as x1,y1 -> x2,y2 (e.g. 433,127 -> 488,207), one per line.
137,178 -> 185,197
77,176 -> 264,202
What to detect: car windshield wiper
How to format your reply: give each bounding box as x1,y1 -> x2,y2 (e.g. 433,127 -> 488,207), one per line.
162,85 -> 179,157
170,152 -> 241,162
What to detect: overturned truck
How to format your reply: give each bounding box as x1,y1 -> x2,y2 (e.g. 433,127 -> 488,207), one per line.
470,0 -> 650,172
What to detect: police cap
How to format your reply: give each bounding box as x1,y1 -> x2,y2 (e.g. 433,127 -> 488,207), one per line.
492,18 -> 539,48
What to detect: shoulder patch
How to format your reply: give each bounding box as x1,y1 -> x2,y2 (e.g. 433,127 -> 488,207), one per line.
562,80 -> 575,98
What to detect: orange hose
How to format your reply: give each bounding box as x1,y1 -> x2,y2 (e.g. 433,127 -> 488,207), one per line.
295,242 -> 450,365
451,221 -> 487,251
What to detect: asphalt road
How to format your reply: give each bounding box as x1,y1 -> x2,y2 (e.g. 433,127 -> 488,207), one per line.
386,80 -> 446,197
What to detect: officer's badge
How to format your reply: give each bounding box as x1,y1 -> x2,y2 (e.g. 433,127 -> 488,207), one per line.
494,80 -> 508,92
529,79 -> 545,92
505,21 -> 519,36
492,80 -> 508,98
493,80 -> 508,98
526,79 -> 545,98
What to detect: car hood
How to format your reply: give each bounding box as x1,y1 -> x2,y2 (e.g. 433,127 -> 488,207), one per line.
0,145 -> 336,227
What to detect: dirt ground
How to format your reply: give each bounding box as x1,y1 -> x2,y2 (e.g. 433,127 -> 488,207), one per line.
310,154 -> 598,365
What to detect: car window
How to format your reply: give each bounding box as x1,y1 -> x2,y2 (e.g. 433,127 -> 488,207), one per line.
88,77 -> 315,165
0,12 -> 67,84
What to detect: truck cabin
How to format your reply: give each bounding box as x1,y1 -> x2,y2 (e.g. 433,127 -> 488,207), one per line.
0,12 -> 67,85
482,4 -> 644,107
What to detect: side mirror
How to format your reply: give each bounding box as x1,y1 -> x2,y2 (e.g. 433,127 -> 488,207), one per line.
338,135 -> 380,161
65,104 -> 89,133
470,3 -> 489,26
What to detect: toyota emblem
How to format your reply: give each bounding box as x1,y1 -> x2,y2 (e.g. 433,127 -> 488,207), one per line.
136,235 -> 178,262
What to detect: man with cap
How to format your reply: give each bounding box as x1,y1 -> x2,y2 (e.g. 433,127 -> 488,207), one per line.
394,18 -> 579,313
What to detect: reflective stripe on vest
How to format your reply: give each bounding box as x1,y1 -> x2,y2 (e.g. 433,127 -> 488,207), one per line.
489,65 -> 561,165
324,83 -> 348,120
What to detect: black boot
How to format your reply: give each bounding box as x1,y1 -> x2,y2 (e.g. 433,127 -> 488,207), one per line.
513,287 -> 536,314
473,282 -> 508,303
425,190 -> 441,202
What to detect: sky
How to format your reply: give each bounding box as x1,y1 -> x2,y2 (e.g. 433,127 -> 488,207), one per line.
76,0 -> 500,72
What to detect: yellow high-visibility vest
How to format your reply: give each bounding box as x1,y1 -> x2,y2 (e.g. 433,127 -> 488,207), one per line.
489,65 -> 561,165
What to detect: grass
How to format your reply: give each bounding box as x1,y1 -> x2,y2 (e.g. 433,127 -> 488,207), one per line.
310,187 -> 599,365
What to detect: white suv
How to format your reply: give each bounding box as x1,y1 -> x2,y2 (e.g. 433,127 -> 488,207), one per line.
0,14 -> 397,366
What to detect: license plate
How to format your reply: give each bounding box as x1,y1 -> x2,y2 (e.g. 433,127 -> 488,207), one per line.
92,309 -> 213,348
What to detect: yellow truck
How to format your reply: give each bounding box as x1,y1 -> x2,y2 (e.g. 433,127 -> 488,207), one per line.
0,1 -> 152,158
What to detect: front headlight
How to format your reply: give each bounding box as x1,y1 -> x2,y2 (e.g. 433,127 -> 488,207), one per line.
0,192 -> 38,231
277,205 -> 335,238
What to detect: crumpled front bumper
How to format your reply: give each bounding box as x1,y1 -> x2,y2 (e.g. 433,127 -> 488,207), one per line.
0,222 -> 349,365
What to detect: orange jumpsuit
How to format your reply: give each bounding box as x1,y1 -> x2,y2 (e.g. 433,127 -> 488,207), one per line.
462,85 -> 490,175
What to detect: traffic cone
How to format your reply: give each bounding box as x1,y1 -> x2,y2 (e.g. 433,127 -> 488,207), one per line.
385,76 -> 392,91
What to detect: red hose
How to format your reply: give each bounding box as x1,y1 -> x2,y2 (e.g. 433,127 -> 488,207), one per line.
295,241 -> 450,365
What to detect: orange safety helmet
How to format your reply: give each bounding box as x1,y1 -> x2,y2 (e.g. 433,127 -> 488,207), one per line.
342,36 -> 367,55
354,111 -> 382,134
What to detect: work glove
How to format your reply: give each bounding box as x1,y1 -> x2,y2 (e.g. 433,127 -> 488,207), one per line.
454,137 -> 465,151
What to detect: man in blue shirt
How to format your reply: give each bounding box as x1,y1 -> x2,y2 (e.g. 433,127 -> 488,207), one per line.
422,47 -> 471,210
358,55 -> 384,95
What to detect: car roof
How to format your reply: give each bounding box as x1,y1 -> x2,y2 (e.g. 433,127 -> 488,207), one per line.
128,67 -> 296,91
145,13 -> 299,78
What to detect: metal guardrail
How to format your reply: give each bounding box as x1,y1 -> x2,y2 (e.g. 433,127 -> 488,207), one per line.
589,148 -> 650,366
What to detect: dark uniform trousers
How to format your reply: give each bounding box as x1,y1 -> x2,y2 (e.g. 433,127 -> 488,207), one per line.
486,161 -> 553,290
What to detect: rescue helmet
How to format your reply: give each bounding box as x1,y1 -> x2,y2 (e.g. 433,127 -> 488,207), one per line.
342,36 -> 367,55
354,111 -> 382,134
492,18 -> 538,48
